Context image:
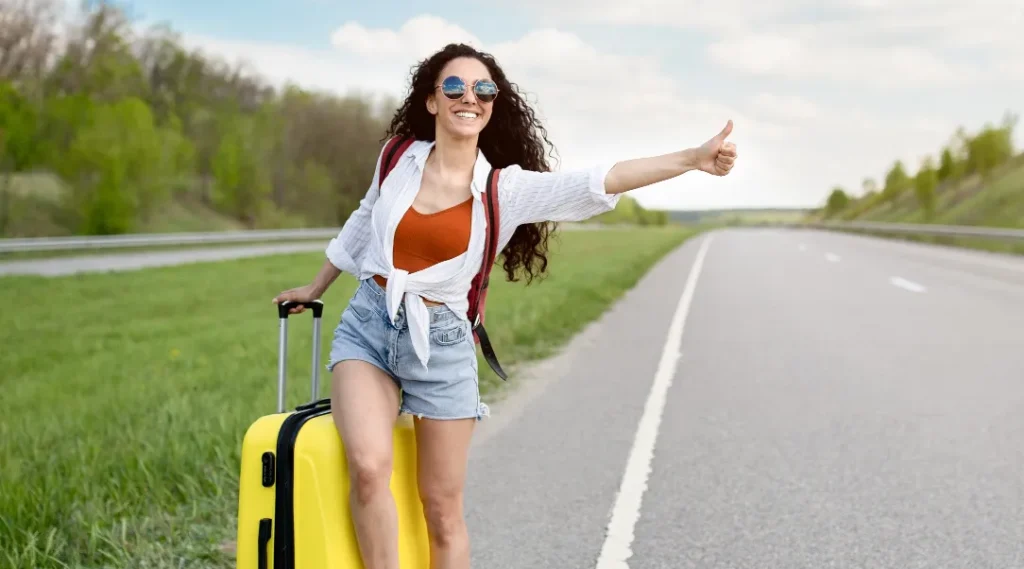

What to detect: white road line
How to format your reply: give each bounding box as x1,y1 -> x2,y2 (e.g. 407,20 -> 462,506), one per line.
890,276 -> 927,293
825,252 -> 841,263
594,235 -> 712,569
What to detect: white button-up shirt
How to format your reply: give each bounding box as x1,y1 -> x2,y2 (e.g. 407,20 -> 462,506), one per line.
324,139 -> 620,369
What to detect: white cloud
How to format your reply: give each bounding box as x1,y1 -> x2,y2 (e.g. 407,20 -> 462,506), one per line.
749,93 -> 821,122
516,0 -> 797,34
182,34 -> 404,103
330,15 -> 482,61
708,34 -> 977,87
469,0 -> 1024,206
174,6 -> 1023,212
510,0 -> 1024,86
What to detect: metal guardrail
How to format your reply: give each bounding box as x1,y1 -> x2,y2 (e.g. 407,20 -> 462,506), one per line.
0,222 -> 601,253
0,227 -> 342,253
794,220 -> 1024,241
3,220 -> 1023,254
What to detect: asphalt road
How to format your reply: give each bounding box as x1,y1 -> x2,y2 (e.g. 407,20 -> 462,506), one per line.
466,227 -> 1024,569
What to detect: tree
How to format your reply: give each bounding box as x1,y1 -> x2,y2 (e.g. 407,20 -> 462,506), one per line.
46,2 -> 146,102
825,186 -> 850,217
0,0 -> 398,237
0,0 -> 62,93
62,97 -> 191,234
937,147 -> 959,182
914,156 -> 938,217
964,116 -> 1016,178
0,81 -> 47,233
882,160 -> 910,201
211,111 -> 273,225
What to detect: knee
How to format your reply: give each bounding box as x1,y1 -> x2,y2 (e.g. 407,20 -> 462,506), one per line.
420,488 -> 465,546
347,451 -> 392,504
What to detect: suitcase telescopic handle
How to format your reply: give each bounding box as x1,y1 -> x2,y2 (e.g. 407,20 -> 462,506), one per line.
276,300 -> 324,413
277,300 -> 324,319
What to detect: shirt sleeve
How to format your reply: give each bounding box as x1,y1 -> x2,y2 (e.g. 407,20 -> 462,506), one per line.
497,162 -> 621,226
324,147 -> 384,274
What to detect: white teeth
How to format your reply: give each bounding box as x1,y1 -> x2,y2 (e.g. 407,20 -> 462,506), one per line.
455,112 -> 477,119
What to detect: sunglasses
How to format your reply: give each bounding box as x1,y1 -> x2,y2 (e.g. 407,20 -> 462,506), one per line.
436,75 -> 499,103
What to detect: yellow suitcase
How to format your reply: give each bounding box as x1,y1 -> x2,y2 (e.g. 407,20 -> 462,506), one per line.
235,300 -> 429,569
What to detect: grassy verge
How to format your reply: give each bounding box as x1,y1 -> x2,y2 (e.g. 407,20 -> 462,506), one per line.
0,225 -> 696,569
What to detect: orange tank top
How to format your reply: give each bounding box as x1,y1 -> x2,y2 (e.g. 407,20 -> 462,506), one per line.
373,197 -> 473,296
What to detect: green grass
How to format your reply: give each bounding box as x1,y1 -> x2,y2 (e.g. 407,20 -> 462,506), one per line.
0,225 -> 696,569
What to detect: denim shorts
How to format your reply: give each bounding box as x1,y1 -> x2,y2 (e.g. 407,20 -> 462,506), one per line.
326,278 -> 489,421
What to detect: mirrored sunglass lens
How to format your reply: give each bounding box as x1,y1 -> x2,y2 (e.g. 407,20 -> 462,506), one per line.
441,76 -> 465,98
474,81 -> 497,100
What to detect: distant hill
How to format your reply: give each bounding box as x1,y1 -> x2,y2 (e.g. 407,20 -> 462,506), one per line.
811,154 -> 1024,227
807,113 -> 1023,255
807,154 -> 1024,255
591,194 -> 670,226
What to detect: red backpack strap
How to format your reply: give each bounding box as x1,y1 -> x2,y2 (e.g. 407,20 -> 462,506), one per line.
470,167 -> 507,381
378,136 -> 415,188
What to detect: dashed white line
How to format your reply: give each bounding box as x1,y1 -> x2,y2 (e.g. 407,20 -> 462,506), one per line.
890,276 -> 927,293
825,253 -> 841,263
594,235 -> 712,569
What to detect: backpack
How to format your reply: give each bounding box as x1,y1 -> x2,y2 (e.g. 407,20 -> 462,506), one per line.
378,136 -> 508,381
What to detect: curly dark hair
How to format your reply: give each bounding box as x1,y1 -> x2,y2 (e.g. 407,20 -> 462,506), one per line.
382,43 -> 558,284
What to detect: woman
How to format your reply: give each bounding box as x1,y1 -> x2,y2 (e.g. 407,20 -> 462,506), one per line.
272,42 -> 737,569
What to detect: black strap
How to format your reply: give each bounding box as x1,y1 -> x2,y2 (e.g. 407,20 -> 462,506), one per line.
257,518 -> 272,569
474,322 -> 507,381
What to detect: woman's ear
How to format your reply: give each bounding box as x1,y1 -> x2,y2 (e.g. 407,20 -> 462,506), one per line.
426,94 -> 437,116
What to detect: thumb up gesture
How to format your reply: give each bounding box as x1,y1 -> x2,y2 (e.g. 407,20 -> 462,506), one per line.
696,120 -> 738,176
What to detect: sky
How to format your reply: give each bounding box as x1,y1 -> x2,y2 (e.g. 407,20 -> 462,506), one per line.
85,0 -> 1024,211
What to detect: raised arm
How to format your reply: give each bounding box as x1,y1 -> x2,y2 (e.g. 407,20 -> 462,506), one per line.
605,120 -> 737,194
500,120 -> 738,226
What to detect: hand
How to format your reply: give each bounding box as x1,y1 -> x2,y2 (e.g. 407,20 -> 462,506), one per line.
694,120 -> 738,176
272,283 -> 322,314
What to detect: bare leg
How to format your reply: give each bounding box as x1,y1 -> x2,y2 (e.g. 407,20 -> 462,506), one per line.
331,360 -> 401,569
414,416 -> 477,569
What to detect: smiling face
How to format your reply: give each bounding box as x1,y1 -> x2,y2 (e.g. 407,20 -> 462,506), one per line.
426,56 -> 497,141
